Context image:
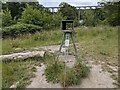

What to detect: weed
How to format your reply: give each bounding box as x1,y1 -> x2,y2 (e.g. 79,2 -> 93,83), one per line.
44,52 -> 90,87
2,56 -> 42,88
45,60 -> 64,83
59,62 -> 90,87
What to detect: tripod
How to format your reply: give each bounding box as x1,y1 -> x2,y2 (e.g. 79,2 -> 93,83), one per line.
57,32 -> 78,60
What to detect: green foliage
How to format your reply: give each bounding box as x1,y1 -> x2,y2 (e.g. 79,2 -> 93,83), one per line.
42,13 -> 53,30
73,62 -> 90,78
84,9 -> 96,26
2,2 -> 25,19
20,4 -> 66,30
58,2 -> 78,20
44,52 -> 89,87
59,69 -> 75,87
2,2 -> 44,19
2,9 -> 13,27
52,12 -> 66,28
2,29 -> 61,54
2,23 -> 42,38
104,2 -> 120,26
58,2 -> 79,26
96,1 -> 119,26
20,4 -> 43,26
0,12 -> 2,27
2,55 -> 43,88
44,52 -> 64,83
45,60 -> 64,83
59,62 -> 89,87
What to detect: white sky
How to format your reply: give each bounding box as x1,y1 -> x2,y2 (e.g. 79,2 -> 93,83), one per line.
38,0 -> 102,7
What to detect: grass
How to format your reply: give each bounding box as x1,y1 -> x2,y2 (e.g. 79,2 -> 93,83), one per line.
1,25 -> 119,87
64,25 -> 118,86
59,61 -> 90,87
44,51 -> 65,83
45,60 -> 65,83
2,56 -> 43,88
74,26 -> 119,87
76,26 -> 118,66
0,61 -> 2,90
2,51 -> 89,88
2,26 -> 118,55
2,29 -> 62,54
44,52 -> 90,87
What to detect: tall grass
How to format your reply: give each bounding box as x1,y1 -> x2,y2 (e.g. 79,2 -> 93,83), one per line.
2,25 -> 118,56
2,29 -> 62,54
2,56 -> 43,88
2,25 -> 118,87
44,52 -> 90,87
75,26 -> 118,66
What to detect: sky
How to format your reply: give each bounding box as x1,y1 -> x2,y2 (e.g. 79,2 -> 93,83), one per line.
38,0 -> 102,7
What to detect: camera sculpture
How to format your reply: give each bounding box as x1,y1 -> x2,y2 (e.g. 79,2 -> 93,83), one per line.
57,20 -> 78,59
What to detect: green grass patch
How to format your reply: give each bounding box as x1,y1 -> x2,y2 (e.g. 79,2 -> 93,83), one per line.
2,29 -> 62,54
44,52 -> 89,87
2,25 -> 118,55
2,25 -> 118,88
2,56 -> 43,88
45,60 -> 64,83
76,26 -> 118,66
59,62 -> 90,87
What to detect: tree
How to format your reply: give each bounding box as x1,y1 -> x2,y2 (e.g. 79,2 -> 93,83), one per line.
20,4 -> 53,29
58,2 -> 78,20
20,4 -> 44,26
2,9 -> 12,27
52,12 -> 66,28
2,2 -> 45,20
2,2 -> 25,19
104,1 -> 120,26
99,1 -> 120,26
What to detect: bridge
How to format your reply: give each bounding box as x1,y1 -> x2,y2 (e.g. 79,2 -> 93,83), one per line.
45,5 -> 103,21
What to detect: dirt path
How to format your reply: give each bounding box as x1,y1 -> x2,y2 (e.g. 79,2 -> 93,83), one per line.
26,45 -> 116,88
26,63 -> 62,88
69,60 -> 115,88
2,45 -> 117,88
26,59 -> 116,88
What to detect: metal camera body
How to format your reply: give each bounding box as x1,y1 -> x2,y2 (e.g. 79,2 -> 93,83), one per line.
61,20 -> 74,33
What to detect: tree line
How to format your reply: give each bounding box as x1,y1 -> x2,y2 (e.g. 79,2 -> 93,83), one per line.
1,1 -> 119,37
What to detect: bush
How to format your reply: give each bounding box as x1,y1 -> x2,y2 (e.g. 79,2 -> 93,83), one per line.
51,12 -> 66,28
59,62 -> 90,87
73,62 -> 90,78
20,4 -> 53,30
20,4 -> 66,30
2,23 -> 42,38
45,60 -> 64,83
59,69 -> 76,87
2,9 -> 13,27
44,51 -> 64,83
44,52 -> 90,87
20,4 -> 44,26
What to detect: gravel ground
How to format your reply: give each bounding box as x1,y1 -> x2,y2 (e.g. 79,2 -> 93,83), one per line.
26,60 -> 116,88
26,63 -> 62,88
2,45 -> 117,88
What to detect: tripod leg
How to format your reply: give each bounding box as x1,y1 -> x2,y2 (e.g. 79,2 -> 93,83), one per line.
70,34 -> 78,59
57,33 -> 65,59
